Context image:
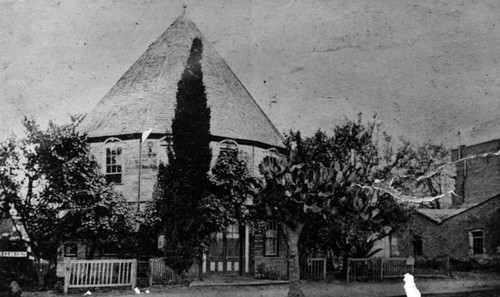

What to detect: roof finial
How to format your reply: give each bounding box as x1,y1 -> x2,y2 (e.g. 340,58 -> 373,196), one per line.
182,4 -> 187,15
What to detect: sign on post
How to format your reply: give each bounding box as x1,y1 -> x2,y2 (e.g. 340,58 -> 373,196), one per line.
0,251 -> 27,257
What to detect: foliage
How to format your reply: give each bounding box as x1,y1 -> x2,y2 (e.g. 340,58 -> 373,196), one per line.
253,115 -> 453,296
170,37 -> 212,177
157,37 -> 222,274
0,117 -> 136,264
137,168 -> 165,257
156,38 -> 260,273
286,117 -> 408,258
253,132 -> 344,297
390,141 -> 455,208
303,194 -> 408,259
209,149 -> 256,225
253,116 -> 438,296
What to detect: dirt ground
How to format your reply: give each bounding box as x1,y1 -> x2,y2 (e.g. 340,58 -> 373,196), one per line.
21,272 -> 500,297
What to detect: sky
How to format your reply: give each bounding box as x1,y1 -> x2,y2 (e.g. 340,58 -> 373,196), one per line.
2,0 -> 500,148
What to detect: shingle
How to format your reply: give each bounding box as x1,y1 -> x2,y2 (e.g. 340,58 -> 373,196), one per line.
78,14 -> 284,148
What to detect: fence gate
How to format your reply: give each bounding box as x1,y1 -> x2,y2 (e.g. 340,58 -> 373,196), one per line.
301,258 -> 326,280
63,259 -> 137,294
149,258 -> 201,286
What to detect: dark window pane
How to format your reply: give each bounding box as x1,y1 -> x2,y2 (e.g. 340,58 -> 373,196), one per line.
471,230 -> 484,255
264,221 -> 278,256
413,235 -> 423,256
106,174 -> 122,184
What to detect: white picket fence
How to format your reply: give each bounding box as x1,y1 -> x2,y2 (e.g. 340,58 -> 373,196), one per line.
63,259 -> 137,293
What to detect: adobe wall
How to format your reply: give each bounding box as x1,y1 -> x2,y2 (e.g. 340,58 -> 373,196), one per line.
451,140 -> 500,205
399,197 -> 500,260
88,137 -> 278,202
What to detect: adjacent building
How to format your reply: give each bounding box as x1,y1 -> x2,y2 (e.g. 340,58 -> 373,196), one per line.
392,139 -> 500,264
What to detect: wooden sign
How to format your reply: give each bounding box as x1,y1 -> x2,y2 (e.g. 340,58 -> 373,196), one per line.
0,251 -> 27,257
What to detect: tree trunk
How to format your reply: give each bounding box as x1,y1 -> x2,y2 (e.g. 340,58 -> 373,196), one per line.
87,244 -> 96,260
34,257 -> 45,288
284,223 -> 305,297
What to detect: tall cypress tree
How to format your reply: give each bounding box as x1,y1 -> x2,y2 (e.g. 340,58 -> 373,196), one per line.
171,37 -> 212,175
157,37 -> 214,273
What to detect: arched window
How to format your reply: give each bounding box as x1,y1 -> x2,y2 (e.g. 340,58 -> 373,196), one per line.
469,229 -> 484,255
104,138 -> 123,184
219,140 -> 238,154
263,148 -> 280,167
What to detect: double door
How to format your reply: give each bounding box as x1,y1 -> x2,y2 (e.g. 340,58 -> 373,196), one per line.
207,224 -> 242,274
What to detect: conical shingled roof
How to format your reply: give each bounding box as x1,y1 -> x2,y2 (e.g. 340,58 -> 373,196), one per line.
78,13 -> 283,148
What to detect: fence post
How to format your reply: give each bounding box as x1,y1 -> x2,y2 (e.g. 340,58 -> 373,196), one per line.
323,258 -> 326,280
346,258 -> 350,283
406,257 -> 415,275
198,258 -> 203,279
149,258 -> 153,287
130,260 -> 137,290
380,258 -> 384,281
445,256 -> 450,276
63,261 -> 70,294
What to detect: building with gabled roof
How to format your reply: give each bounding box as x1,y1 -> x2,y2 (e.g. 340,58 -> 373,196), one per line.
75,10 -> 288,277
378,136 -> 500,267
394,137 -> 500,263
398,195 -> 500,262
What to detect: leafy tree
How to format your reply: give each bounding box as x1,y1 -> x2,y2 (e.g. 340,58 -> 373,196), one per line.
254,116 -> 453,297
0,117 -> 136,285
254,132 -> 345,297
299,117 -> 455,259
293,118 -> 408,259
305,194 -> 408,259
253,117 -> 423,296
390,141 -> 455,208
